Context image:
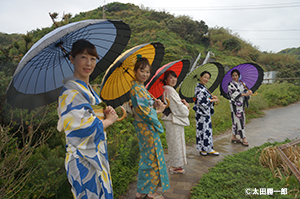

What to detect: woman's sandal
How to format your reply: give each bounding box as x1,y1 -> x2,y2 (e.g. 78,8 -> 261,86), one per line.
241,141 -> 249,146
231,139 -> 242,144
169,166 -> 185,174
146,194 -> 164,199
208,150 -> 219,156
135,193 -> 147,199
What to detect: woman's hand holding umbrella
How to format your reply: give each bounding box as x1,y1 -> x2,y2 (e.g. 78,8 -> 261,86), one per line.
242,89 -> 253,97
241,82 -> 257,96
154,99 -> 166,114
95,102 -> 127,122
210,95 -> 219,105
181,99 -> 190,110
102,106 -> 118,129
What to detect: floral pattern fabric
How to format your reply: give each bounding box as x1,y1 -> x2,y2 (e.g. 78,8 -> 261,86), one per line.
193,83 -> 215,152
130,81 -> 170,194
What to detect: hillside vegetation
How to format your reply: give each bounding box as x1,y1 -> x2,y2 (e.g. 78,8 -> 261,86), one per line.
0,2 -> 300,199
1,2 -> 300,79
279,47 -> 300,60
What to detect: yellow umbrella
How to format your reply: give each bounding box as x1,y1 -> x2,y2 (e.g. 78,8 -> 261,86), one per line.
100,42 -> 164,108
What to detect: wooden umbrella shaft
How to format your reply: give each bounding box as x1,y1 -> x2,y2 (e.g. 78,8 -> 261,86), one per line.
241,81 -> 258,96
241,81 -> 250,91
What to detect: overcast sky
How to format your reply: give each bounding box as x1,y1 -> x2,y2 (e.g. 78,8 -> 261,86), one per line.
1,0 -> 300,53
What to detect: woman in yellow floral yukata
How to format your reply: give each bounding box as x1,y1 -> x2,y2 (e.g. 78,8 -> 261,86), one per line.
130,56 -> 170,199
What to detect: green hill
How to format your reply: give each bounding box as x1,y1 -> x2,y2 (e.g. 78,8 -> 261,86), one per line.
1,1 -> 300,78
279,47 -> 300,60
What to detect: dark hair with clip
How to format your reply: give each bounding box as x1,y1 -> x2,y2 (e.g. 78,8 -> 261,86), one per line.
162,70 -> 177,85
70,39 -> 99,60
133,56 -> 151,73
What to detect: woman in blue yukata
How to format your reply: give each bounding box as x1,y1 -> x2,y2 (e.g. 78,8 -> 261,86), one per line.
57,39 -> 118,199
193,71 -> 219,156
228,69 -> 252,146
130,56 -> 170,199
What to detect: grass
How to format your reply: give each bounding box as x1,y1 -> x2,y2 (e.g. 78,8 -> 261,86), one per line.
190,139 -> 300,199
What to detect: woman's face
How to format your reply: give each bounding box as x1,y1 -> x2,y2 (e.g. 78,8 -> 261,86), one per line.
71,50 -> 97,82
231,72 -> 239,82
135,64 -> 150,84
165,74 -> 177,87
200,73 -> 210,85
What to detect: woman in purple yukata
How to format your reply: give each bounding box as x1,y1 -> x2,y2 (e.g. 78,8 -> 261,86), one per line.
228,69 -> 252,146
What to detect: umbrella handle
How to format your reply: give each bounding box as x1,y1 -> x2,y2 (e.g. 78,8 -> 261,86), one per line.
165,98 -> 170,108
252,92 -> 258,96
117,106 -> 126,121
94,106 -> 127,122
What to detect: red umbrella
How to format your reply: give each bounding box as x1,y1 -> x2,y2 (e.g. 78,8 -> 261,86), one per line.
145,59 -> 190,99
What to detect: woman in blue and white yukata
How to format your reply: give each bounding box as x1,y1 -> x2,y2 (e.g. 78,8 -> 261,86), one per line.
57,39 -> 118,199
228,69 -> 252,146
193,71 -> 219,156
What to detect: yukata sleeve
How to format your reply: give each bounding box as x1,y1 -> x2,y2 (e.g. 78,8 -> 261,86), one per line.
167,89 -> 189,117
228,82 -> 241,101
130,87 -> 164,133
242,82 -> 250,108
195,85 -> 211,109
58,86 -> 106,171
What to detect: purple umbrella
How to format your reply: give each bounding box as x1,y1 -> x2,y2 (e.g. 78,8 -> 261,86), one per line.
220,63 -> 264,99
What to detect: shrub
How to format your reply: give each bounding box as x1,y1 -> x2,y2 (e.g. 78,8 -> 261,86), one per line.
223,37 -> 241,52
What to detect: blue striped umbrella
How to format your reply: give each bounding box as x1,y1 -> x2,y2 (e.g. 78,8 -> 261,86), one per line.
6,19 -> 131,109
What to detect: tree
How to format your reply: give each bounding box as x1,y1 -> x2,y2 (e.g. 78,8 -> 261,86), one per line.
0,109 -> 54,199
22,32 -> 32,53
276,68 -> 296,83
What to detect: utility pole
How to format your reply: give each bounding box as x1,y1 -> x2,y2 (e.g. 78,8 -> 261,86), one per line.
103,0 -> 106,19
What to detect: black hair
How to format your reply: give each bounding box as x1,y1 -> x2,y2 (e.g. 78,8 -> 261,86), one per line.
70,39 -> 99,60
133,57 -> 151,73
200,71 -> 211,78
231,69 -> 240,77
162,70 -> 177,85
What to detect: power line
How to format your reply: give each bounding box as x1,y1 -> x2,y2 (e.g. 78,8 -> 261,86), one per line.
249,38 -> 300,40
153,2 -> 300,11
232,29 -> 300,32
